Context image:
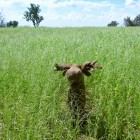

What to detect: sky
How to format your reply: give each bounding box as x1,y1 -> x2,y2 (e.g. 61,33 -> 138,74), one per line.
0,0 -> 140,27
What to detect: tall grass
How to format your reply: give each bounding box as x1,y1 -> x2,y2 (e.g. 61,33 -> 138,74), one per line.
0,27 -> 140,140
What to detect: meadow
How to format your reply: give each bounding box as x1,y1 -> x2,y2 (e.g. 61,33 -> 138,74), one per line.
0,27 -> 140,140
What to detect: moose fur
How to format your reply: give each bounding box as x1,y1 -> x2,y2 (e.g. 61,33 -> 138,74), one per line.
54,61 -> 102,131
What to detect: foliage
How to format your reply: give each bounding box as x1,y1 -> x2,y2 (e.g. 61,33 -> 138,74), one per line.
133,14 -> 140,26
0,27 -> 140,140
7,21 -> 18,27
107,21 -> 119,27
124,14 -> 140,26
23,3 -> 44,27
124,17 -> 135,26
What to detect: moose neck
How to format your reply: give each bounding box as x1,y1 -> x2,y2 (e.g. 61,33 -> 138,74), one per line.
69,79 -> 85,92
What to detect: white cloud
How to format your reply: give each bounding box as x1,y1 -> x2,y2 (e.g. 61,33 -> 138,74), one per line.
40,0 -> 115,26
125,0 -> 140,8
55,0 -> 113,8
0,0 -> 139,27
125,0 -> 135,5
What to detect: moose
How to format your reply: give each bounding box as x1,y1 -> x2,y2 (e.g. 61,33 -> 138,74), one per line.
54,61 -> 102,132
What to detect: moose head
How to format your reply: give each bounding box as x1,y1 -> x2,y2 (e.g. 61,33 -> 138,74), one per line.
54,61 -> 102,84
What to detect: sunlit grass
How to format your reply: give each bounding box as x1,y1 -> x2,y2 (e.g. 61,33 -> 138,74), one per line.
0,27 -> 140,140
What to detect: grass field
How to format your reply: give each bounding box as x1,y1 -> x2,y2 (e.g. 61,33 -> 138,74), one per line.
0,27 -> 140,140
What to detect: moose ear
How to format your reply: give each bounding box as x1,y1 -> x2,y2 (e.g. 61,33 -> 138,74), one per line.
81,62 -> 93,76
62,69 -> 68,76
61,64 -> 71,76
83,70 -> 91,76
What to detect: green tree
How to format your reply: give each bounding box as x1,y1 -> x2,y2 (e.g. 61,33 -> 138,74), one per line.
124,17 -> 135,26
23,3 -> 44,27
13,21 -> 18,27
107,21 -> 119,27
7,21 -> 18,27
133,14 -> 140,26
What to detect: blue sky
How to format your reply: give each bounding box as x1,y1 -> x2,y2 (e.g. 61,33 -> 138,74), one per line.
0,0 -> 140,27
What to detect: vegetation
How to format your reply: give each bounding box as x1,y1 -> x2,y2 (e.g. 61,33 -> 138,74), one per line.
0,27 -> 140,140
133,14 -> 140,26
124,17 -> 135,27
107,21 -> 119,27
7,21 -> 18,28
23,3 -> 44,27
0,12 -> 18,28
124,14 -> 140,27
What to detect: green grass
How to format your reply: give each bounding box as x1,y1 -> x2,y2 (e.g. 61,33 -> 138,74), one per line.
0,27 -> 140,140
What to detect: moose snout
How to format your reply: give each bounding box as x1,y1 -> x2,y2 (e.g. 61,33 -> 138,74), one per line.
65,67 -> 84,83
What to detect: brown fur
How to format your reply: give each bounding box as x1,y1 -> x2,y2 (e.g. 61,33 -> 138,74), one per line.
54,61 -> 102,131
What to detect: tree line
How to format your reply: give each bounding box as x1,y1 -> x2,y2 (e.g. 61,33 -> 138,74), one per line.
0,12 -> 19,27
108,14 -> 140,27
0,3 -> 140,27
0,3 -> 43,28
